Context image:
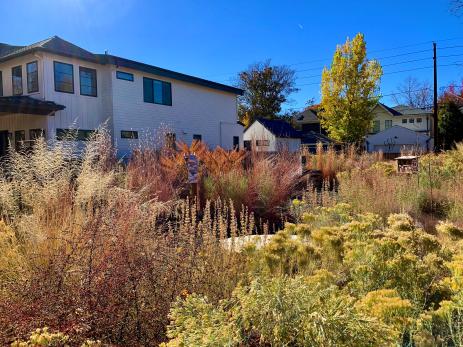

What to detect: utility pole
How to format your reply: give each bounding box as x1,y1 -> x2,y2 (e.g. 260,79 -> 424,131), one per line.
433,42 -> 439,152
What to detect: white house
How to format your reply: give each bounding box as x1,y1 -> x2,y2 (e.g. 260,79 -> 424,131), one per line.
243,118 -> 301,152
0,36 -> 244,157
370,103 -> 433,136
365,125 -> 432,155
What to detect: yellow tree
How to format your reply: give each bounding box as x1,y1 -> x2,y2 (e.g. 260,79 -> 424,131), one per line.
320,33 -> 382,144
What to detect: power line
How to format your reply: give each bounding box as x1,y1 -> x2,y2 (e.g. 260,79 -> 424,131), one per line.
285,84 -> 463,112
438,44 -> 463,50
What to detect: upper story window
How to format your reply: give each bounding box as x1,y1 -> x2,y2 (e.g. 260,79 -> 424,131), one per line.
409,118 -> 415,123
27,61 -> 39,93
79,67 -> 97,97
402,119 -> 407,124
143,77 -> 172,106
54,61 -> 74,93
12,65 -> 23,95
116,71 -> 134,81
417,117 -> 422,123
193,134 -> 202,142
0,71 -> 3,96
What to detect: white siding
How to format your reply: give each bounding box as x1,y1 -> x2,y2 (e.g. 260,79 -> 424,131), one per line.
110,66 -> 239,156
366,125 -> 431,154
41,53 -> 112,139
0,53 -> 45,99
1,51 -> 240,155
243,121 -> 277,152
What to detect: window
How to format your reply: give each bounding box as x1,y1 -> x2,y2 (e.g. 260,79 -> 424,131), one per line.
385,120 -> 392,129
116,71 -> 134,81
12,66 -> 23,95
143,77 -> 172,106
121,130 -> 138,139
27,61 -> 39,93
56,129 -> 96,141
409,118 -> 415,123
165,132 -> 176,149
417,117 -> 422,123
256,140 -> 270,146
0,71 -> 3,96
14,130 -> 25,150
244,140 -> 251,151
233,136 -> 239,149
193,134 -> 202,142
30,129 -> 45,140
402,119 -> 407,124
54,61 -> 74,93
79,67 -> 97,97
372,120 -> 380,133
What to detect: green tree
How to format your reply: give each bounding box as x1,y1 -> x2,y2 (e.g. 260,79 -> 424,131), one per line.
237,60 -> 298,126
439,100 -> 463,150
320,33 -> 382,144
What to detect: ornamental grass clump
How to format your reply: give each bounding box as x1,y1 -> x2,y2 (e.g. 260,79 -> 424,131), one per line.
0,131 -> 254,346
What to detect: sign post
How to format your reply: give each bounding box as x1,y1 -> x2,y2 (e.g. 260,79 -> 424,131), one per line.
186,153 -> 200,209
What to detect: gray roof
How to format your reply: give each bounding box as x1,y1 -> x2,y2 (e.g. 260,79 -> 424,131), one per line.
377,103 -> 432,116
0,36 -> 243,95
391,105 -> 433,115
255,118 -> 302,138
0,36 -> 96,62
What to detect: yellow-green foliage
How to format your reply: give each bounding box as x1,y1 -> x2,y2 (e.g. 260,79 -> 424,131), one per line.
11,327 -> 101,347
355,289 -> 413,339
165,203 -> 462,346
163,294 -> 239,347
436,220 -> 463,239
166,276 -> 392,347
11,327 -> 69,347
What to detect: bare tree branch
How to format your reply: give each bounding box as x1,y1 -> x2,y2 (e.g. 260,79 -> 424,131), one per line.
391,76 -> 432,108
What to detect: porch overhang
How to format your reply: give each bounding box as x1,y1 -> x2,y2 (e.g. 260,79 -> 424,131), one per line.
0,96 -> 65,116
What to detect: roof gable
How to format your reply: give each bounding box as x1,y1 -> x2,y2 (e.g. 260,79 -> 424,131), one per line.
295,108 -> 319,124
0,36 -> 243,95
0,36 -> 97,62
255,118 -> 301,138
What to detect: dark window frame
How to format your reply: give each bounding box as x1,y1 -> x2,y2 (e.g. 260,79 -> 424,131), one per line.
26,61 -> 39,93
79,66 -> 97,97
0,70 -> 3,97
233,136 -> 240,149
402,119 -> 407,124
116,71 -> 134,82
56,128 -> 96,141
12,65 -> 23,96
121,130 -> 139,139
14,130 -> 25,150
416,117 -> 423,123
54,61 -> 74,94
29,128 -> 45,140
409,118 -> 415,123
143,77 -> 172,106
256,139 -> 270,146
193,134 -> 202,142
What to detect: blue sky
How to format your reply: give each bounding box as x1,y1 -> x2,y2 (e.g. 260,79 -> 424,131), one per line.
1,0 -> 462,112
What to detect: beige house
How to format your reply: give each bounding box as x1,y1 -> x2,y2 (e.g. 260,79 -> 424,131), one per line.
370,103 -> 433,136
